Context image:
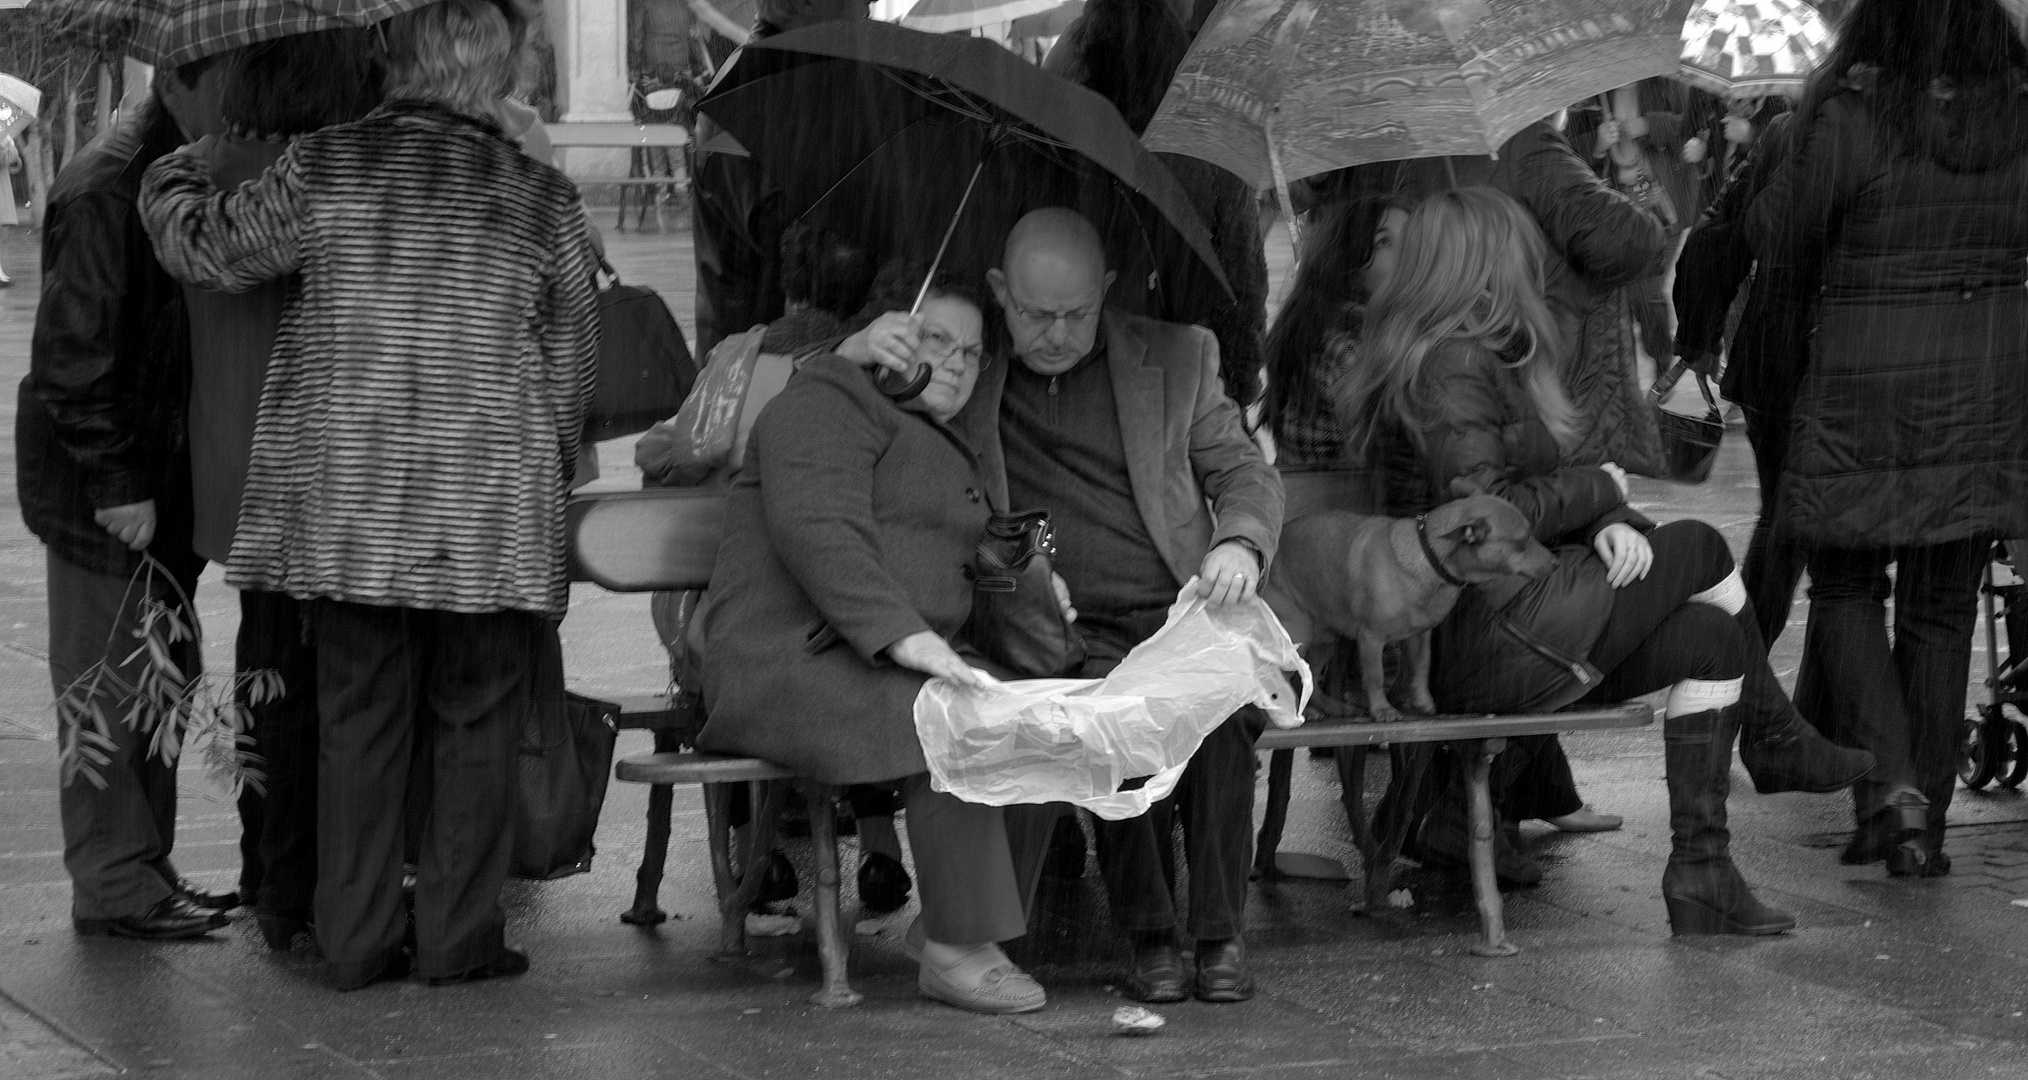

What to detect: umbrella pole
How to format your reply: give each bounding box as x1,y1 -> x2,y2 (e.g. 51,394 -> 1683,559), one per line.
1265,110 -> 1303,268
911,154 -> 989,315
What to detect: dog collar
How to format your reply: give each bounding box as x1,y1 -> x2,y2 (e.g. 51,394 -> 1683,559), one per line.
1416,514 -> 1471,590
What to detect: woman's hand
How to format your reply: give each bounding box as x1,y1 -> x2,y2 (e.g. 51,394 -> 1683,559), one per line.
889,631 -> 998,691
1593,523 -> 1653,589
1682,136 -> 1708,164
1051,572 -> 1077,624
835,312 -> 920,375
1196,541 -> 1262,607
1598,461 -> 1630,501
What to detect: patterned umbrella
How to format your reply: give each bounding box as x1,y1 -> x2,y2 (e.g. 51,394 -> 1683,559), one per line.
1678,0 -> 1830,95
40,0 -> 439,68
1142,0 -> 1694,192
0,72 -> 40,140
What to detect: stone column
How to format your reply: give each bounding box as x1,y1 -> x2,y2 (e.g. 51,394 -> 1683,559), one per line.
549,0 -> 633,176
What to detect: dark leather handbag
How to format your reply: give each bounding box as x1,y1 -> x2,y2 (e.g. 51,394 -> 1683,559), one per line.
966,510 -> 1086,678
511,627 -> 620,881
589,259 -> 698,441
1650,358 -> 1726,484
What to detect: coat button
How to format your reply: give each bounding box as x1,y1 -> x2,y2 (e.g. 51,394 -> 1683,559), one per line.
966,487 -> 981,503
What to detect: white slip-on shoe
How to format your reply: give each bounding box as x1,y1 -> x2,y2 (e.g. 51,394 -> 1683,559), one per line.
917,943 -> 1046,1014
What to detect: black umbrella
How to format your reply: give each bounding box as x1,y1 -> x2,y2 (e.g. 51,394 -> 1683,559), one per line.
696,21 -> 1230,395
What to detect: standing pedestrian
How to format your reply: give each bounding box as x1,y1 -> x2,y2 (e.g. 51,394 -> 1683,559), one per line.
1747,0 -> 2028,877
140,0 -> 600,987
19,58 -> 236,941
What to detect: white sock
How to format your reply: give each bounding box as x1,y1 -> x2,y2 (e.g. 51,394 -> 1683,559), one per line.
1665,677 -> 1743,719
1689,568 -> 1747,616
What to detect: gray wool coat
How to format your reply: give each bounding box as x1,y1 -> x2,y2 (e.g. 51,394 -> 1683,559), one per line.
692,355 -> 999,785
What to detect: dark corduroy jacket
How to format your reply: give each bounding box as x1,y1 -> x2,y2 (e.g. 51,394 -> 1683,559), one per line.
17,99 -> 198,580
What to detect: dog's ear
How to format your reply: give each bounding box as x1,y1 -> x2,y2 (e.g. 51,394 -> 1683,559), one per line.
1444,518 -> 1488,546
1448,477 -> 1486,499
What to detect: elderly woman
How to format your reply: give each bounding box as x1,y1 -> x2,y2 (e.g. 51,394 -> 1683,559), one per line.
139,0 -> 598,989
694,278 -> 1048,1015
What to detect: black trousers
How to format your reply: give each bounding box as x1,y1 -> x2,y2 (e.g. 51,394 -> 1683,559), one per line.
1794,542 -> 1986,837
233,589 -> 320,918
1005,609 -> 1264,942
48,551 -> 202,920
1740,404 -> 1808,648
310,600 -> 539,986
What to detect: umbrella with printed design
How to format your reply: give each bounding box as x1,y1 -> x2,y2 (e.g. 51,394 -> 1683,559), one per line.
1678,0 -> 1831,96
39,0 -> 443,68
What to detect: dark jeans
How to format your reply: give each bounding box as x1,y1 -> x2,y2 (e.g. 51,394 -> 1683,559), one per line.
1741,404 -> 1808,648
1006,608 -> 1264,942
1632,231 -> 1692,366
48,550 -> 202,920
310,600 -> 539,986
1794,542 -> 1986,838
233,590 -> 320,918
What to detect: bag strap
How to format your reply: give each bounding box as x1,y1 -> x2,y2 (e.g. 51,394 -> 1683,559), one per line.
596,255 -> 620,288
1650,358 -> 1723,419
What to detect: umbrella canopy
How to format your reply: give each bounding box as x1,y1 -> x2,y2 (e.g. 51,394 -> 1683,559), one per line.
1678,0 -> 1829,96
1143,0 -> 1695,191
901,0 -> 1061,33
0,72 -> 40,140
1010,0 -> 1079,38
698,20 -> 1229,301
41,0 -> 438,68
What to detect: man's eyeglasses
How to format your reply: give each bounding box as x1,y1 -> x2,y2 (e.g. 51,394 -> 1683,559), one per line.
1007,301 -> 1098,329
921,326 -> 986,366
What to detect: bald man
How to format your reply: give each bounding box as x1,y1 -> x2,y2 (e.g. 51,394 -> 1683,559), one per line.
958,208 -> 1283,1003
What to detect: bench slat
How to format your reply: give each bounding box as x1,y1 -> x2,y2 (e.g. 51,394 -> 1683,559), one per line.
567,488 -> 726,592
1255,704 -> 1652,750
617,751 -> 799,785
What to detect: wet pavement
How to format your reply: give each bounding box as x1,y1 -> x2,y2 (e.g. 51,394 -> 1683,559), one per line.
2,225 -> 2027,1079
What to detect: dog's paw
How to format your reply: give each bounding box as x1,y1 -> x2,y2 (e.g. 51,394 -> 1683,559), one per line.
1403,692 -> 1438,716
1306,693 -> 1367,720
1369,701 -> 1404,725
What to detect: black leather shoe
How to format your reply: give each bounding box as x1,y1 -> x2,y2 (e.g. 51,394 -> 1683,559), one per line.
1888,844 -> 1951,878
75,894 -> 229,940
170,876 -> 240,913
1193,937 -> 1255,1003
1842,788 -> 1928,866
1123,934 -> 1189,1003
427,948 -> 529,986
755,849 -> 799,906
857,852 -> 912,914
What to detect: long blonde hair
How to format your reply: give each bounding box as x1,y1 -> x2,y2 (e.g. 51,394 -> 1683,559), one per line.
1334,186 -> 1575,456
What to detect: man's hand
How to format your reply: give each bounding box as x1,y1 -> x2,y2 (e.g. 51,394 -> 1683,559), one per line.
1196,540 -> 1261,608
1682,136 -> 1708,164
835,312 -> 920,375
94,500 -> 156,552
1051,572 -> 1077,624
1593,522 -> 1654,589
889,631 -> 998,691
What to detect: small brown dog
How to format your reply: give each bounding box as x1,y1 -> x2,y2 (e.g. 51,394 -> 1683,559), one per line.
1262,483 -> 1555,723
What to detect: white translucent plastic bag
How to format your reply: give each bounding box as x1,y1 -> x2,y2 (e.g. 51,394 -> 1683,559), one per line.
913,583 -> 1311,820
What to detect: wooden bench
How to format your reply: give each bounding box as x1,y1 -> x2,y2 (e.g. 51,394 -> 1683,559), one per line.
567,488 -> 863,1008
550,122 -> 691,233
1250,466 -> 1653,955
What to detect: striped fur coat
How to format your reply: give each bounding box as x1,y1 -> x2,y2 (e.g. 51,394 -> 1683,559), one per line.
140,100 -> 598,615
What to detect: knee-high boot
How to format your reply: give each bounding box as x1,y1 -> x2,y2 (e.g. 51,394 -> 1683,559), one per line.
1661,705 -> 1795,936
1694,572 -> 1876,795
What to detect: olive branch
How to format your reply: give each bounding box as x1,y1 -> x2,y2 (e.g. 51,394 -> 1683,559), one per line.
54,552 -> 271,797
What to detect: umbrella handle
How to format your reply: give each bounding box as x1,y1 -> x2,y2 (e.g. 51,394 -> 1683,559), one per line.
879,149 -> 991,404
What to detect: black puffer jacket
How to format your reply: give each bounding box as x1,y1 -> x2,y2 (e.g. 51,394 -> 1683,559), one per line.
1377,340 -> 1651,714
16,99 -> 196,580
1748,82 -> 2028,549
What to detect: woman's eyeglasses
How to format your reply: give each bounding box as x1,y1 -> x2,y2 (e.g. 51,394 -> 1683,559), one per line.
921,326 -> 987,367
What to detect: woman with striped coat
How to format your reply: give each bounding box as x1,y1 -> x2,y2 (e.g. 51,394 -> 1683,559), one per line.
139,0 -> 598,990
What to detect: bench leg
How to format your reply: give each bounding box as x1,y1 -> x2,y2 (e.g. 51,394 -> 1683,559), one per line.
1253,748 -> 1295,880
622,727 -> 687,926
1464,737 -> 1520,957
1362,744 -> 1432,913
1336,744 -> 1376,874
800,781 -> 862,1009
702,782 -> 742,954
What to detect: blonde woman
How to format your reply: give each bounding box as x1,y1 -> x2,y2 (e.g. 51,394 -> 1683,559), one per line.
1334,187 -> 1869,936
139,0 -> 598,989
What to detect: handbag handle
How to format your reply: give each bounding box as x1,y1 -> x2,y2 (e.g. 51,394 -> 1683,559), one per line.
1650,358 -> 1721,418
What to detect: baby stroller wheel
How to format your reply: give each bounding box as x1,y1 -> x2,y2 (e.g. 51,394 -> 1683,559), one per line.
1959,713 -> 1998,790
2003,721 -> 2028,789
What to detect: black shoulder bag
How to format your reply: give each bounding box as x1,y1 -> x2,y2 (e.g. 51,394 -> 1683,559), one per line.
966,510 -> 1087,678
